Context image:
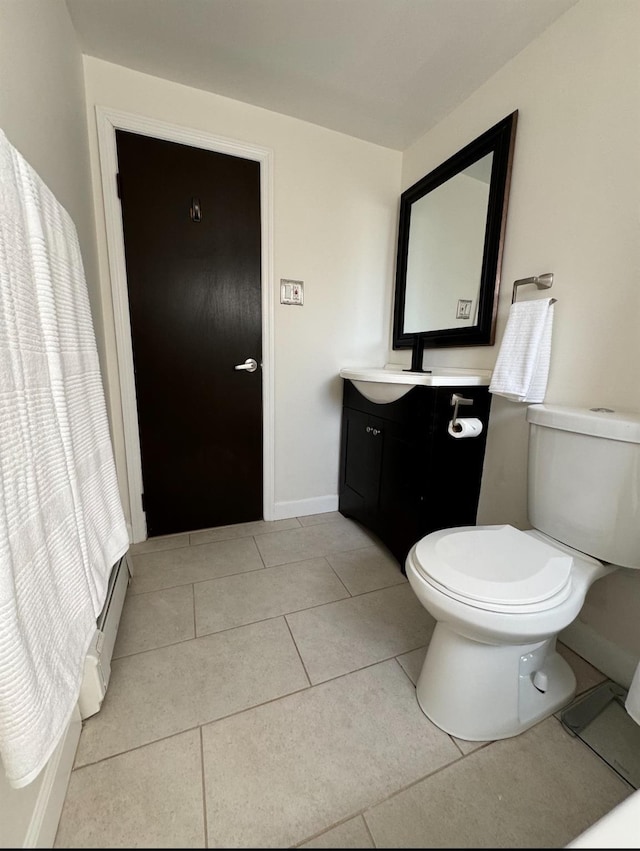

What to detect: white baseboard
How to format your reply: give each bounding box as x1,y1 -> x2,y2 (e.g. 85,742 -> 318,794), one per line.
560,618 -> 638,689
272,495 -> 339,520
1,704 -> 81,848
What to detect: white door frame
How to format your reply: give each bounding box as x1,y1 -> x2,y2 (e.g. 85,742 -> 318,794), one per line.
95,106 -> 275,542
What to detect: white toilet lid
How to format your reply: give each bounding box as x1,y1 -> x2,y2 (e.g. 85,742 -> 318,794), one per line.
413,524 -> 573,607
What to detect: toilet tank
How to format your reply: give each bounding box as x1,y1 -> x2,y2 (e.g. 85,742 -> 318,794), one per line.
526,404 -> 640,569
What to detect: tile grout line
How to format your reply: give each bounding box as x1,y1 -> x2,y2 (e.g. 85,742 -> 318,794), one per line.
127,563 -> 269,597
293,746 -> 474,848
361,810 -> 378,848
323,555 -> 355,598
191,581 -> 196,640
253,532 -> 268,569
118,564 -> 408,661
132,518 -> 303,555
293,812 -> 375,848
73,674 -> 318,773
77,650 -> 434,775
199,726 -> 209,848
283,614 -> 313,688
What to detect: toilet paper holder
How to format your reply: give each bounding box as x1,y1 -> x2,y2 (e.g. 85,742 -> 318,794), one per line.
450,393 -> 474,431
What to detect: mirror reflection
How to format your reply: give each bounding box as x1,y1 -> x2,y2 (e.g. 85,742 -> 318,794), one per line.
404,152 -> 493,333
393,111 -> 518,349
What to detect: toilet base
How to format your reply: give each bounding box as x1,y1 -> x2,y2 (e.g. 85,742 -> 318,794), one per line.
416,622 -> 576,741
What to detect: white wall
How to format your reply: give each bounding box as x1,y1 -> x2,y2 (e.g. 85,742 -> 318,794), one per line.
81,57 -> 402,525
0,0 -> 103,373
395,0 -> 640,681
0,2 -> 96,840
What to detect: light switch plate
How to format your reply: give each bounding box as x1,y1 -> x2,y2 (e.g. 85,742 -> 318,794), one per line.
280,279 -> 304,305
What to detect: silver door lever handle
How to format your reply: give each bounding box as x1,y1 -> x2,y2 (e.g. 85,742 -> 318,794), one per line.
234,358 -> 258,373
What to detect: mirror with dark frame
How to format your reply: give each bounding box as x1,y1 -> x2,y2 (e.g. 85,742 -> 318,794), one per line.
392,111 -> 518,352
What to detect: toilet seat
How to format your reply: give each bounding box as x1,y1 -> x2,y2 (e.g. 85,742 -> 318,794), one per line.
412,524 -> 575,613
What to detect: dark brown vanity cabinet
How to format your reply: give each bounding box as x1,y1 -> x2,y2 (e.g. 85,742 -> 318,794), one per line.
338,380 -> 492,569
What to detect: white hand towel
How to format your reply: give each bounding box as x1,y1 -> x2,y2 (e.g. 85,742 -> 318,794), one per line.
0,129 -> 129,788
625,661 -> 640,726
489,298 -> 555,403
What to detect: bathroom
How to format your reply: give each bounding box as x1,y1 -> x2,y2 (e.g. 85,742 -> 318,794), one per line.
1,0 -> 639,846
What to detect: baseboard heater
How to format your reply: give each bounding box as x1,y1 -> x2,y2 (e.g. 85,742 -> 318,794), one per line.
78,552 -> 132,720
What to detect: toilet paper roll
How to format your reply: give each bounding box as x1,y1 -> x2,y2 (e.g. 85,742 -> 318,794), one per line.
448,417 -> 484,439
625,661 -> 640,725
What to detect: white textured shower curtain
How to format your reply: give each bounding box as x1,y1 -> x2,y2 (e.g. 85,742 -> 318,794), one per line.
0,129 -> 129,788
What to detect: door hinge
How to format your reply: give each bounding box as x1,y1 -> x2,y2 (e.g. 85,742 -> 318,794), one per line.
140,492 -> 145,511
116,172 -> 122,199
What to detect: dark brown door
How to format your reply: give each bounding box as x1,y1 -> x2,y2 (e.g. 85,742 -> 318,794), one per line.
116,130 -> 262,537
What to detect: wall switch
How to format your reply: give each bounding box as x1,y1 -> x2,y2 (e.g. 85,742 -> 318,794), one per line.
456,299 -> 472,320
280,279 -> 304,305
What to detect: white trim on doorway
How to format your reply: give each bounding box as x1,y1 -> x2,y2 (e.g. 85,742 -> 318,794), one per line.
95,106 -> 275,542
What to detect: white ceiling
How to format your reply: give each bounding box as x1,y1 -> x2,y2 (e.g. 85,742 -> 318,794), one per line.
65,0 -> 578,150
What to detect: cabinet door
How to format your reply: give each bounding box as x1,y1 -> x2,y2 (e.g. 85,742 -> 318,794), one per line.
339,407 -> 383,525
338,382 -> 491,571
378,422 -> 423,565
426,386 -> 492,531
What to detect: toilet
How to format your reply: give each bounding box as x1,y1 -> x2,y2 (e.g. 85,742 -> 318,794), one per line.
405,403 -> 640,741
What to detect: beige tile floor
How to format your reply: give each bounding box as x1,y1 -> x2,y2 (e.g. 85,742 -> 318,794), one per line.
55,513 -> 633,848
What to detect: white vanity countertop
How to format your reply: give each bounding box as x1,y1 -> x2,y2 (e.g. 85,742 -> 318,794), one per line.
339,364 -> 492,387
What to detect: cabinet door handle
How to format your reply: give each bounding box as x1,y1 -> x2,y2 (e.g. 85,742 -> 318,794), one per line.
366,426 -> 372,433
372,428 -> 381,436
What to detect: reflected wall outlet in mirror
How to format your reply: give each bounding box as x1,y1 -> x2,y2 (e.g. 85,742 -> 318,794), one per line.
456,299 -> 472,320
280,279 -> 304,305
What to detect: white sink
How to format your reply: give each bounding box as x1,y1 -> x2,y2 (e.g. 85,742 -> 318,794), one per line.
339,364 -> 492,404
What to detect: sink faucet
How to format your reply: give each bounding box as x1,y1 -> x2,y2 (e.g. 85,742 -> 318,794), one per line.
404,333 -> 432,373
